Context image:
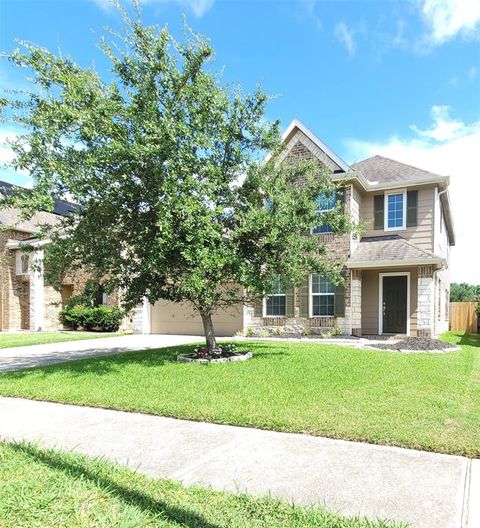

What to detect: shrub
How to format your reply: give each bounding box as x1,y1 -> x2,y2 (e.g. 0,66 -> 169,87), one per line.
244,327 -> 255,337
60,305 -> 123,332
259,329 -> 270,338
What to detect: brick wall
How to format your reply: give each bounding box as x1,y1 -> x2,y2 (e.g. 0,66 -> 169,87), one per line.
245,137 -> 354,335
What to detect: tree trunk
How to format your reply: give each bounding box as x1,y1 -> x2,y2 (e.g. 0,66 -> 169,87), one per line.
200,311 -> 217,354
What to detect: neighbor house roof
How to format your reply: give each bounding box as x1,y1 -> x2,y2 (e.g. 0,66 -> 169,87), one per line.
346,234 -> 445,269
0,180 -> 79,216
0,179 -> 79,234
351,155 -> 449,187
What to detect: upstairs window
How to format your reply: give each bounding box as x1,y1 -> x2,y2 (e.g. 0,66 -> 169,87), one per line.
385,191 -> 406,230
312,192 -> 336,234
311,274 -> 335,316
265,276 -> 286,316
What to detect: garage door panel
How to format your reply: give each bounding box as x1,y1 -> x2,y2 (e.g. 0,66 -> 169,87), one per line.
150,300 -> 243,336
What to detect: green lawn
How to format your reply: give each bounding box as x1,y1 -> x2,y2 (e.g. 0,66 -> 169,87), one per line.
0,442 -> 402,528
0,332 -> 479,457
0,331 -> 122,349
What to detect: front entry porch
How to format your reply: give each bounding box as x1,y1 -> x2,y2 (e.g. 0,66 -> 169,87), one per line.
348,265 -> 437,338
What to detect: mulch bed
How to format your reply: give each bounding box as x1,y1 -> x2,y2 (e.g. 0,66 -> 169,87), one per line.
367,337 -> 459,352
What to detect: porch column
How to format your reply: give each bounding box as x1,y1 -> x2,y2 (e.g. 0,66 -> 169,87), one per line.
29,249 -> 44,331
350,269 -> 362,337
417,265 -> 435,337
132,297 -> 151,334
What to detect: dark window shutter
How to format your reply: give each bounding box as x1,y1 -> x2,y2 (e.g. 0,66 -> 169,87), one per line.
286,287 -> 295,317
374,195 -> 384,230
407,190 -> 418,227
334,273 -> 345,317
253,298 -> 263,317
300,277 -> 309,318
335,188 -> 345,213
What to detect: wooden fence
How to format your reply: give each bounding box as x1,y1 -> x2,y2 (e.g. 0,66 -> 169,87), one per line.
450,302 -> 478,333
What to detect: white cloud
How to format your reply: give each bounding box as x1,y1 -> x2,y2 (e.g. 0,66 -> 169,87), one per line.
468,66 -> 478,80
0,127 -> 31,183
409,105 -> 470,142
344,107 -> 480,284
301,0 -> 323,30
419,0 -> 480,45
334,21 -> 356,56
91,0 -> 214,17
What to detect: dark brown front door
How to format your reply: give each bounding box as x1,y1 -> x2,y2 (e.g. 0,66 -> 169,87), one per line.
382,275 -> 407,334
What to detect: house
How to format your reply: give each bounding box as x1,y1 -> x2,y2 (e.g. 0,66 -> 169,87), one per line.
140,119 -> 454,338
0,181 -> 121,331
1,118 -> 454,337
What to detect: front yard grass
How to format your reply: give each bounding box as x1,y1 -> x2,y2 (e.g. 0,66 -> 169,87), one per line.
0,332 -> 478,457
0,331 -> 122,349
0,442 -> 403,528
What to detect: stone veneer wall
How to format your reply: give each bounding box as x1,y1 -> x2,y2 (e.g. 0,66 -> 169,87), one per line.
417,265 -> 435,338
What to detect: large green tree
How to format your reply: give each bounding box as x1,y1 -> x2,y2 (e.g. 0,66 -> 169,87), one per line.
1,8 -> 353,352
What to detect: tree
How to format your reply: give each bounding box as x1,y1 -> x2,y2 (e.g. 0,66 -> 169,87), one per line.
1,7 -> 354,353
450,283 -> 480,303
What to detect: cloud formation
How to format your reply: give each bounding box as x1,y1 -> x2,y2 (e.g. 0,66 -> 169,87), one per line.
419,0 -> 480,45
92,0 -> 214,17
334,21 -> 356,56
344,106 -> 480,283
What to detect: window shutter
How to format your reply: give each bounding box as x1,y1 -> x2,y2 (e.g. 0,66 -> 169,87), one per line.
334,273 -> 345,317
253,298 -> 263,317
300,277 -> 309,318
407,190 -> 418,227
335,187 -> 345,213
286,287 -> 295,317
374,195 -> 384,230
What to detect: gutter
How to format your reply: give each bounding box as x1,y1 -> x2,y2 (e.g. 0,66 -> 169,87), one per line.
345,257 -> 445,269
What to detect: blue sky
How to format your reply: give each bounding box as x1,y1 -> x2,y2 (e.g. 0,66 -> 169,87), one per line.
1,0 -> 479,281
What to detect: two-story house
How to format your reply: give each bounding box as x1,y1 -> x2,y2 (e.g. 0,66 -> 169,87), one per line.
144,119 -> 454,338
1,119 -> 454,338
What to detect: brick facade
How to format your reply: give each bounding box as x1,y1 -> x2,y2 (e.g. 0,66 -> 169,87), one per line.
245,135 -> 354,336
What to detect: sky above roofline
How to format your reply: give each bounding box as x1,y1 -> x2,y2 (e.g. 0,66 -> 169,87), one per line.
1,0 -> 479,282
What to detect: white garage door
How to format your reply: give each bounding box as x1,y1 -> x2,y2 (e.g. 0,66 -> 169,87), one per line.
150,300 -> 243,336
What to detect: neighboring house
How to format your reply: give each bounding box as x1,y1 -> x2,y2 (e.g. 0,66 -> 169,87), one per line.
0,181 -> 120,331
1,118 -> 454,337
140,119 -> 454,338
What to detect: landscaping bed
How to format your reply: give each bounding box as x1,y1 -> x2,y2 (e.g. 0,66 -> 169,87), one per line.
366,337 -> 460,352
177,343 -> 252,364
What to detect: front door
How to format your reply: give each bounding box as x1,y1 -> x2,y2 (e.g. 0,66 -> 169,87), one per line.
382,275 -> 407,334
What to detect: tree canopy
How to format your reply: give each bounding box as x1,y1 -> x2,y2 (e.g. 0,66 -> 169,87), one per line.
1,6 -> 354,351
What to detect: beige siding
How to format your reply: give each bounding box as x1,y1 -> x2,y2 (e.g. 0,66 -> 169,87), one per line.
360,186 -> 435,252
150,300 -> 243,336
350,184 -> 361,252
361,267 -> 418,336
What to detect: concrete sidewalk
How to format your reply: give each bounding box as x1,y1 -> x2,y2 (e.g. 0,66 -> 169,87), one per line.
0,334 -> 202,372
1,397 -> 477,528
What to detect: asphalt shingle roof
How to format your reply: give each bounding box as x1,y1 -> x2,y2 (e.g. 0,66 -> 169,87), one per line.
347,234 -> 440,265
351,155 -> 446,185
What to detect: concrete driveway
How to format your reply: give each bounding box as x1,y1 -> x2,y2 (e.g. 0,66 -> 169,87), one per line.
0,334 -> 202,372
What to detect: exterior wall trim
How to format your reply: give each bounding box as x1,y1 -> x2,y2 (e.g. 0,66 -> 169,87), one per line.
378,271 -> 411,336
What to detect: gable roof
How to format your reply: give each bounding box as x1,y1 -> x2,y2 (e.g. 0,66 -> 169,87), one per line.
351,155 -> 449,187
280,119 -> 352,173
346,234 -> 445,269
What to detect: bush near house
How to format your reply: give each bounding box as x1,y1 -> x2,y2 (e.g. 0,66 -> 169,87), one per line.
60,305 -> 123,332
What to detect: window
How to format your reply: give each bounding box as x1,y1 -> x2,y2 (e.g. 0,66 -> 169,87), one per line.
311,274 -> 335,316
15,252 -> 30,276
385,191 -> 406,230
312,192 -> 336,234
265,276 -> 286,316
